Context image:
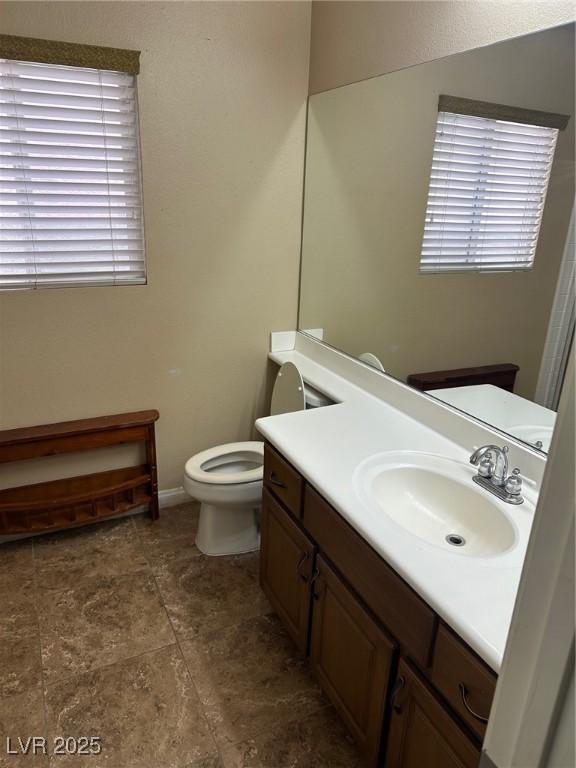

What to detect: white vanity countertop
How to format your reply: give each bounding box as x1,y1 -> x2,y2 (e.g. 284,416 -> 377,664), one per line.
256,349 -> 538,672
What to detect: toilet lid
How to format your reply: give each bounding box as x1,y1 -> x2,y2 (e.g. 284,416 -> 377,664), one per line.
359,352 -> 385,372
270,362 -> 306,416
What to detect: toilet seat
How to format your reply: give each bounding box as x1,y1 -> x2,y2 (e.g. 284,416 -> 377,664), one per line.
184,441 -> 264,485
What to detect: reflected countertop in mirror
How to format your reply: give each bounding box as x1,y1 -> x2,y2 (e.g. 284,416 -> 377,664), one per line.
430,385 -> 556,452
299,22 -> 575,455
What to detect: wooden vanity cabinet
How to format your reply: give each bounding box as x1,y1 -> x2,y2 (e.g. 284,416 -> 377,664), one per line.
304,484 -> 436,669
259,444 -> 492,768
260,470 -> 397,765
385,661 -> 480,768
310,555 -> 396,766
260,488 -> 314,653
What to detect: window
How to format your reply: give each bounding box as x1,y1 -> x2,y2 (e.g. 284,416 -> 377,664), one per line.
420,102 -> 562,274
0,57 -> 145,289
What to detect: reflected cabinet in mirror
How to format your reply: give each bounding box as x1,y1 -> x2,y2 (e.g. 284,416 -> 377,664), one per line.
299,23 -> 575,454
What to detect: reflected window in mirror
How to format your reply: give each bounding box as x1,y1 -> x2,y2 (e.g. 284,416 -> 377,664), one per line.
420,97 -> 569,274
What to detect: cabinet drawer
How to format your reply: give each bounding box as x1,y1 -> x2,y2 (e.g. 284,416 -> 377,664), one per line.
431,624 -> 496,739
263,443 -> 303,518
303,485 -> 436,668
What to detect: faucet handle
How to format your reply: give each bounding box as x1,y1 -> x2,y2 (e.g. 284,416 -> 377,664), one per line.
505,468 -> 523,496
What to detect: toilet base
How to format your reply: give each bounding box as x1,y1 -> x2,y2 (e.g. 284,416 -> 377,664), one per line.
195,502 -> 260,556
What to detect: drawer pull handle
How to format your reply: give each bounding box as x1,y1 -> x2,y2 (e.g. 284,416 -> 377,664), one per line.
269,472 -> 287,489
391,675 -> 406,713
296,552 -> 310,582
459,683 -> 489,724
310,566 -> 321,600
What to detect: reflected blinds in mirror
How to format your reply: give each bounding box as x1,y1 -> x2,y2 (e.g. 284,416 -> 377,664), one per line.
420,111 -> 559,273
0,58 -> 145,289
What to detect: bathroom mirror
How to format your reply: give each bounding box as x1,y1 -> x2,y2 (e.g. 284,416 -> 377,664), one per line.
299,23 -> 575,454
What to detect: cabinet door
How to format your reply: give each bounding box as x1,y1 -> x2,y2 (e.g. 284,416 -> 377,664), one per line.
310,555 -> 396,767
260,488 -> 315,654
385,661 -> 480,768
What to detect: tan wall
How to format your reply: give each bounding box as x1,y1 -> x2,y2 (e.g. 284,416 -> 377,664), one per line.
0,1 -> 311,490
299,24 -> 575,398
310,0 -> 576,93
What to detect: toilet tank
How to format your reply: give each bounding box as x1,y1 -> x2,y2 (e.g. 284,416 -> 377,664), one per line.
304,383 -> 334,409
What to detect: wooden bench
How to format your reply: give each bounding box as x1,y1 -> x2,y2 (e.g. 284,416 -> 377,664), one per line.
407,363 -> 519,392
0,410 -> 159,535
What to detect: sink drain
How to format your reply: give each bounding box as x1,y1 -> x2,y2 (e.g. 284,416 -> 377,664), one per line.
445,533 -> 466,547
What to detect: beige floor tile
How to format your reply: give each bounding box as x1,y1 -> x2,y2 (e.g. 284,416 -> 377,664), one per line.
180,614 -> 325,748
133,503 -> 200,545
0,597 -> 42,699
0,540 -> 35,601
0,687 -> 48,768
45,646 -> 219,768
33,520 -> 149,591
2,520 -> 361,768
220,708 -> 363,768
38,572 -> 175,684
133,504 -> 201,568
182,758 -> 223,768
143,534 -> 202,570
154,551 -> 270,639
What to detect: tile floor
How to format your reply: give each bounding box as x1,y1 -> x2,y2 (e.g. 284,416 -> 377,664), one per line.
0,504 -> 363,768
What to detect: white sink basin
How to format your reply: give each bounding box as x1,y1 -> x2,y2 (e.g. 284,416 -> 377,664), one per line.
354,451 -> 518,558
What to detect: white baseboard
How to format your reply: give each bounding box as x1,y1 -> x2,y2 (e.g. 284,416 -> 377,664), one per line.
159,486 -> 189,508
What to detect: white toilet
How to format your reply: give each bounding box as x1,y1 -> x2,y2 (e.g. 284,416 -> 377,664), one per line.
183,363 -> 332,556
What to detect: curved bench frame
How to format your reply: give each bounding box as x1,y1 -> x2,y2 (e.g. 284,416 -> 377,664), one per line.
0,410 -> 159,535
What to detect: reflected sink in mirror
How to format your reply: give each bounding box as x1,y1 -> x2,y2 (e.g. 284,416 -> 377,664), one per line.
430,386 -> 556,452
354,451 -> 522,558
508,425 -> 554,453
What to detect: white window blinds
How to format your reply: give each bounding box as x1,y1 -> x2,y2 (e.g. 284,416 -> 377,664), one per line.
0,58 -> 145,289
420,111 -> 559,273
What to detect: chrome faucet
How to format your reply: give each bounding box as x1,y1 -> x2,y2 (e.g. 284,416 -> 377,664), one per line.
470,444 -> 509,486
469,444 -> 524,505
